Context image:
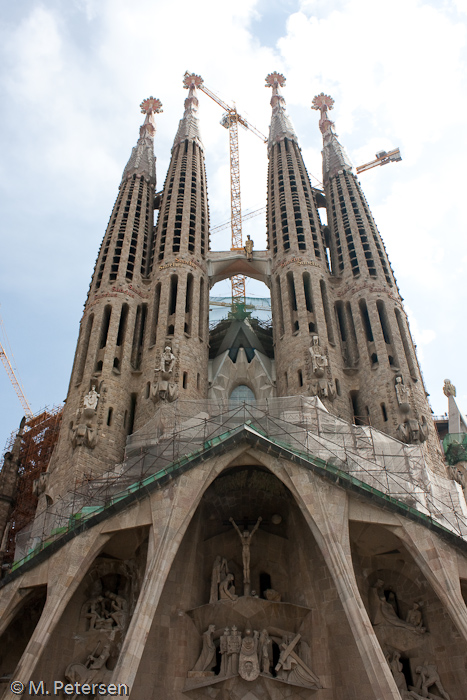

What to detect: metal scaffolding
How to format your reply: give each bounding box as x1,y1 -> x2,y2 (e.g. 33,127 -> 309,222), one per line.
1,405 -> 63,563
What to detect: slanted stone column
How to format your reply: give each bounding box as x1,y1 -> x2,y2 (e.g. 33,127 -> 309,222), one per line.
391,520 -> 467,643
257,451 -> 401,699
1,529 -> 111,700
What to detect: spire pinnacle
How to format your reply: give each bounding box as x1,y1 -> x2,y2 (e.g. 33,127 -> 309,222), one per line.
173,72 -> 203,149
139,96 -> 163,138
122,96 -> 162,184
312,92 -> 353,183
265,72 -> 298,148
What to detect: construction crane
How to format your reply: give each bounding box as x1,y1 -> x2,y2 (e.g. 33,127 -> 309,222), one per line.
356,148 -> 402,174
0,314 -> 33,417
185,72 -> 267,304
211,206 -> 267,235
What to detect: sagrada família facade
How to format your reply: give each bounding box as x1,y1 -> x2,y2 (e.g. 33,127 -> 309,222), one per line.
0,73 -> 466,700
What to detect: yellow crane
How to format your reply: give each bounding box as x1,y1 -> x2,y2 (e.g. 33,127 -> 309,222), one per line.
356,148 -> 402,174
0,314 -> 33,417
184,72 -> 267,304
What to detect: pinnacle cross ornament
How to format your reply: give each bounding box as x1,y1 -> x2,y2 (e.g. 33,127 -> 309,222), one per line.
140,97 -> 163,115
265,72 -> 286,90
183,72 -> 204,90
311,92 -> 335,135
139,97 -> 162,137
265,72 -> 287,112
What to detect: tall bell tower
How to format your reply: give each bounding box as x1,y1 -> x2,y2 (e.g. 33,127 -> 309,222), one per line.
311,92 -> 442,467
47,97 -> 163,499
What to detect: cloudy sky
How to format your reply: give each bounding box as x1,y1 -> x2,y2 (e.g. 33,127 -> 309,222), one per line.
1,0 -> 466,452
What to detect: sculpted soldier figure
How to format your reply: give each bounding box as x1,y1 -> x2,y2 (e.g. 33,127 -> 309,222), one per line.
219,628 -> 230,677
244,235 -> 254,261
226,625 -> 241,675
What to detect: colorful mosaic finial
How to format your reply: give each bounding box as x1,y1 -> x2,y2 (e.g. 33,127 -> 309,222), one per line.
140,97 -> 163,115
265,72 -> 286,90
312,93 -> 335,135
183,73 -> 204,90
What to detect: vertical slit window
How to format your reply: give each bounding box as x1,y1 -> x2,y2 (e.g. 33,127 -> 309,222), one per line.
320,280 -> 335,344
276,278 -> 285,336
150,283 -> 161,346
185,273 -> 193,336
395,308 -> 417,380
75,313 -> 94,385
169,275 -> 178,316
377,300 -> 398,368
345,302 -> 359,366
359,299 -> 374,342
131,304 -> 147,370
287,271 -> 299,332
198,278 -> 205,340
335,301 -> 347,341
116,304 -> 129,347
377,300 -> 391,344
99,306 -> 112,348
350,390 -> 364,425
127,394 -> 137,435
303,272 -> 313,312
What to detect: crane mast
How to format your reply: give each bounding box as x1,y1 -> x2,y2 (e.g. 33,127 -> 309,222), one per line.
0,315 -> 33,417
186,72 -> 267,305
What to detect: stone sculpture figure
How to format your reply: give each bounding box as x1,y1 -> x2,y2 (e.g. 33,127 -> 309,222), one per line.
83,385 -> 100,411
406,602 -> 424,630
239,628 -> 260,681
84,595 -> 105,631
226,625 -> 241,675
191,624 -> 217,673
397,418 -> 429,445
410,663 -> 451,700
388,651 -> 409,694
264,588 -> 281,602
219,573 -> 238,601
276,633 -> 321,689
106,591 -> 127,630
395,376 -> 410,413
65,641 -> 111,690
219,628 -> 230,677
443,379 -> 456,398
259,629 -> 273,675
370,580 -> 426,633
87,643 -> 111,671
82,590 -> 128,632
70,414 -> 98,450
152,346 -> 178,403
210,555 -> 229,603
309,336 -> 328,377
244,235 -> 254,261
229,516 -> 262,593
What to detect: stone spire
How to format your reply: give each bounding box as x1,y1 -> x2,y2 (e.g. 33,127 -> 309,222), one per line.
265,72 -> 298,149
122,97 -> 162,184
311,93 -> 353,184
173,73 -> 204,150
